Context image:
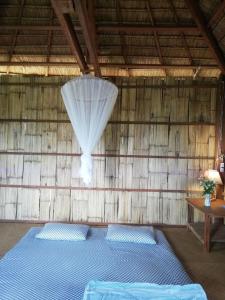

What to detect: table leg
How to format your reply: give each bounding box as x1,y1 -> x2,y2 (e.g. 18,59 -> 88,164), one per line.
187,204 -> 194,229
204,214 -> 211,252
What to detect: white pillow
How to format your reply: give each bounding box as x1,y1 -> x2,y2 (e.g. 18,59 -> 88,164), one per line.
35,223 -> 89,241
105,224 -> 156,244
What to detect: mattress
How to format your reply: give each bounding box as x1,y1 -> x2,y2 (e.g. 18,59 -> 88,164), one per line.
0,227 -> 191,300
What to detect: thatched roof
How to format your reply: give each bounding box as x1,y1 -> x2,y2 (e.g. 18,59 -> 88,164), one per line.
0,0 -> 225,77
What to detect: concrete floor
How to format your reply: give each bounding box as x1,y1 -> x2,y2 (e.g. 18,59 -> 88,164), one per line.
162,227 -> 225,300
0,223 -> 225,300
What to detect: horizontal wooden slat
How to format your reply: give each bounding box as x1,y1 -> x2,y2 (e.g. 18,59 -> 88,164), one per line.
0,119 -> 216,126
0,61 -> 219,69
0,184 -> 201,193
0,151 -> 215,160
0,219 -> 186,228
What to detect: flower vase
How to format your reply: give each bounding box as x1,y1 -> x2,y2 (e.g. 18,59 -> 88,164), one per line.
204,194 -> 211,207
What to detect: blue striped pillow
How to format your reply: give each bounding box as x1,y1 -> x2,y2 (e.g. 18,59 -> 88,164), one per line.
106,224 -> 156,244
35,223 -> 89,241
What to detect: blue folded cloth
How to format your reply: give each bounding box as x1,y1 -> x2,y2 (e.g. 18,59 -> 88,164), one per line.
83,281 -> 207,300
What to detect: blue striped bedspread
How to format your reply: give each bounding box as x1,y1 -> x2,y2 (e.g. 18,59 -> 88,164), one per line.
83,281 -> 207,300
0,227 -> 192,300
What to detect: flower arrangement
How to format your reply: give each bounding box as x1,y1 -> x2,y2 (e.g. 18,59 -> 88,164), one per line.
200,178 -> 216,195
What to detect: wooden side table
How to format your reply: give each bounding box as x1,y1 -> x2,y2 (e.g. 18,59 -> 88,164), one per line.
186,198 -> 225,252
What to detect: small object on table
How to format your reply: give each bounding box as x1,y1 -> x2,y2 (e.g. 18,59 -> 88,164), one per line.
203,169 -> 223,199
204,194 -> 211,207
200,175 -> 215,207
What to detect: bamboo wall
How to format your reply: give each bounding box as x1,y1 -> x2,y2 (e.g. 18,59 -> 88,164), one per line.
0,76 -> 219,224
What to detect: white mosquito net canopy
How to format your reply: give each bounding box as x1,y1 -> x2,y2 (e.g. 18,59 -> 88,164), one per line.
61,75 -> 118,185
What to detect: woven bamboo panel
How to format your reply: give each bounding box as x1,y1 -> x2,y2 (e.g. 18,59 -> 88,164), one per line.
0,76 -> 219,224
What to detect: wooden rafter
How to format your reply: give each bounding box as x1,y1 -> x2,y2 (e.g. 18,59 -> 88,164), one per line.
73,0 -> 101,76
0,43 -> 211,52
0,24 -> 199,33
115,0 -> 130,76
46,9 -> 54,76
208,0 -> 225,27
167,0 -> 193,67
146,0 -> 166,76
100,44 -> 209,51
97,25 -> 199,34
0,61 -> 218,69
8,0 -> 25,63
3,53 -> 216,61
50,0 -> 88,73
185,0 -> 225,74
87,0 -> 98,60
1,25 -> 62,31
100,63 -> 218,70
219,31 -> 225,44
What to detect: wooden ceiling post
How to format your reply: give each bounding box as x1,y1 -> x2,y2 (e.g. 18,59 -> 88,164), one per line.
220,76 -> 225,156
73,0 -> 101,76
185,0 -> 225,75
51,0 -> 89,73
221,77 -> 225,186
214,76 -> 225,186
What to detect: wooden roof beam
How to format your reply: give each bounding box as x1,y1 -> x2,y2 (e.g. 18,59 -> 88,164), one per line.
46,9 -> 55,76
73,0 -> 101,76
146,0 -> 167,76
0,61 -> 218,69
100,63 -> 219,70
185,0 -> 225,74
50,0 -> 88,73
84,0 -> 96,65
8,0 -> 25,65
4,52 -> 216,61
0,44 -> 210,51
167,0 -> 193,66
208,0 -> 225,27
220,76 -> 225,155
0,24 -> 199,33
97,25 -> 199,34
115,0 -> 130,77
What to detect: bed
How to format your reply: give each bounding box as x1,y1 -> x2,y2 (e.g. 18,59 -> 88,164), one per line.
0,226 -> 195,300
